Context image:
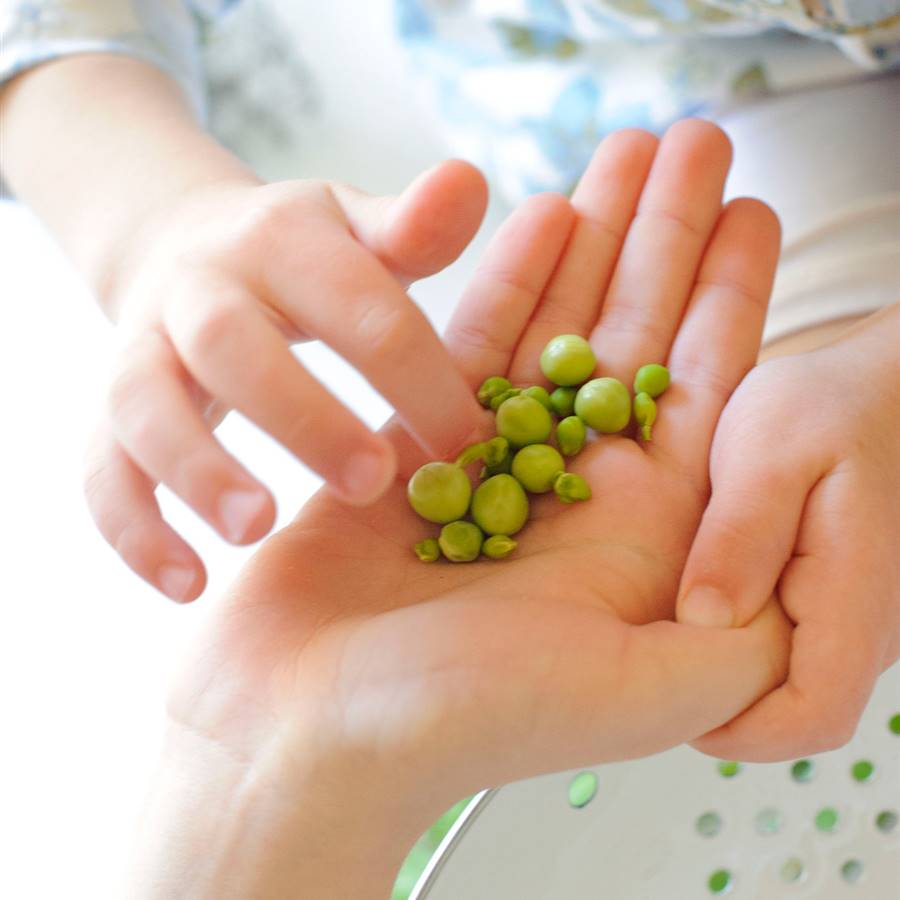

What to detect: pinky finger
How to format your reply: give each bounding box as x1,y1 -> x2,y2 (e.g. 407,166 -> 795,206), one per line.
84,425 -> 206,602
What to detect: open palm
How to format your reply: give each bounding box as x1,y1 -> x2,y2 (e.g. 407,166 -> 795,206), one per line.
173,122 -> 789,808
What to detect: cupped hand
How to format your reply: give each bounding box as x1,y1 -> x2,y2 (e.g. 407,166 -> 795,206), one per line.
677,302 -> 900,761
170,121 -> 787,808
83,161 -> 489,601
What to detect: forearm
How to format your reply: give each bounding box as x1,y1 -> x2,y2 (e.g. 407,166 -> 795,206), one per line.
0,54 -> 257,316
125,719 -> 439,900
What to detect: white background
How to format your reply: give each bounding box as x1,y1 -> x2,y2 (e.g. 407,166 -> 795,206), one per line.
0,2 -> 505,895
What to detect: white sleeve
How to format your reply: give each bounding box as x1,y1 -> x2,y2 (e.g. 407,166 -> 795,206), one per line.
0,0 -> 207,115
717,73 -> 900,344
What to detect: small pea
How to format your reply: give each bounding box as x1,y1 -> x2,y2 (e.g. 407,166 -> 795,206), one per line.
633,363 -> 670,398
477,375 -> 511,408
414,538 -> 440,563
455,436 -> 509,468
483,534 -> 517,559
471,474 -> 530,535
496,395 -> 553,448
480,456 -> 512,479
540,334 -> 597,386
407,461 -> 472,524
456,441 -> 487,467
483,436 -> 510,467
550,386 -> 577,418
556,415 -> 586,456
511,444 -> 565,494
633,392 -> 657,441
490,387 -> 521,410
438,521 -> 483,562
574,377 -> 631,433
522,385 -> 554,412
554,472 -> 591,503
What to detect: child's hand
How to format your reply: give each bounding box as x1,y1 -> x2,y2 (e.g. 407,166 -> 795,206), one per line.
677,303 -> 900,760
83,161 -> 489,602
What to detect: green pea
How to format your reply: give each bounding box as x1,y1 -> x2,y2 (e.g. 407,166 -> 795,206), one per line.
522,385 -> 554,412
483,534 -> 517,559
483,436 -> 510,467
414,538 -> 440,563
495,395 -> 553,448
633,363 -> 670,398
633,392 -> 657,441
574,377 -> 631,433
480,455 -> 512,479
407,462 -> 472,524
556,415 -> 586,456
550,386 -> 577,418
456,441 -> 487,467
471,474 -> 530,535
438,521 -> 483,562
554,472 -> 591,503
477,375 -> 511,408
540,334 -> 597,386
490,387 -> 521,410
511,444 -> 565,494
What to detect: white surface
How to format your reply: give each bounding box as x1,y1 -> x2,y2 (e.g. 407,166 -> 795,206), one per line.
414,670 -> 900,899
0,2 -> 503,896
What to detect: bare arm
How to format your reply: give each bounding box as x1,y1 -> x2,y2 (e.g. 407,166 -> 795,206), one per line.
0,53 -> 256,317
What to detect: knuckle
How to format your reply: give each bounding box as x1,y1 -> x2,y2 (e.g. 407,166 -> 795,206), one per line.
178,302 -> 242,363
354,302 -> 419,364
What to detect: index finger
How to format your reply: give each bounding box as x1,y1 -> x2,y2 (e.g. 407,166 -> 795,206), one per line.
268,224 -> 485,461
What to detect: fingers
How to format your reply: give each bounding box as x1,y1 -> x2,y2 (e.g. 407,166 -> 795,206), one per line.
445,192 -> 577,388
163,275 -> 398,506
507,129 -> 658,383
589,119 -> 733,382
384,192 -> 577,479
331,160 -> 489,287
84,426 -> 206,602
264,224 -> 485,460
599,599 -> 792,761
108,329 -> 276,543
660,198 -> 781,480
690,464 -> 890,761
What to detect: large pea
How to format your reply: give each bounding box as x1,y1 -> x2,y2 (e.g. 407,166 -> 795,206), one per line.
438,521 -> 483,562
471,474 -> 529,536
522,385 -> 553,412
407,462 -> 472,524
495,395 -> 553,448
633,363 -> 670,398
540,334 -> 596,386
574,377 -> 631,433
511,444 -> 565,494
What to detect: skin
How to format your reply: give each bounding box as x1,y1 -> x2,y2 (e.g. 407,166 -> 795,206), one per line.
0,55 -> 488,601
677,301 -> 900,760
123,122 -> 796,898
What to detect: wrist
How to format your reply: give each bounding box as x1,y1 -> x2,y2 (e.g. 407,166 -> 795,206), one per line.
125,715 -> 445,899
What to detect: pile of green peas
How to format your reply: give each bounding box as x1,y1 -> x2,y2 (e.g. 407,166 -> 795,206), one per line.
407,334 -> 670,563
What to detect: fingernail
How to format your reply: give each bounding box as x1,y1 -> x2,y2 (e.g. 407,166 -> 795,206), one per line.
680,587 -> 734,628
341,446 -> 396,505
159,564 -> 196,603
219,489 -> 270,543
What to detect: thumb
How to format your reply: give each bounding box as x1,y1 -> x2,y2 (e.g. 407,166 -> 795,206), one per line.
330,160 -> 488,287
677,455 -> 813,629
